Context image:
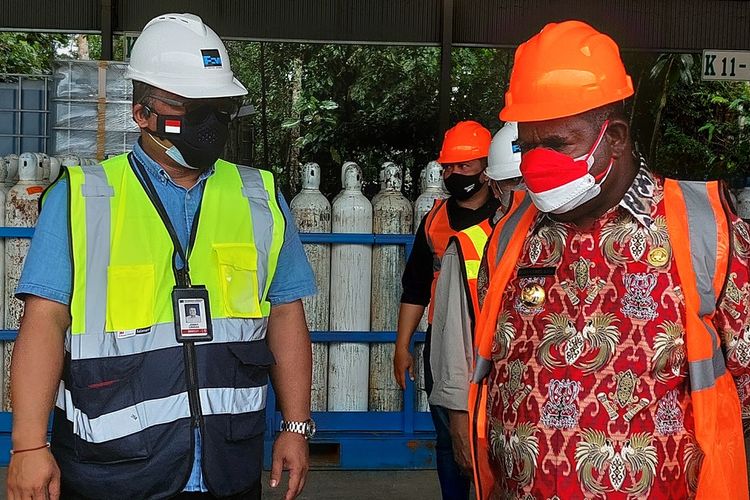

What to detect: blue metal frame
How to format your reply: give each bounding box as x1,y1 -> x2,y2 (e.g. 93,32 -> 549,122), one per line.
264,232 -> 436,469
0,228 -> 436,468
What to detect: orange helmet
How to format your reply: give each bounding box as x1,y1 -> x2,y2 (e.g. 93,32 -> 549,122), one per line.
499,20 -> 634,122
437,121 -> 491,164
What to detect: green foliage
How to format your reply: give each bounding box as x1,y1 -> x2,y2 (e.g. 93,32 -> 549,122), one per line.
652,75 -> 749,181
86,35 -> 127,61
226,42 -> 514,198
4,34 -> 748,191
0,33 -> 68,75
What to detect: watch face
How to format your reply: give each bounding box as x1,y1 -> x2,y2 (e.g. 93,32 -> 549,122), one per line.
305,419 -> 317,439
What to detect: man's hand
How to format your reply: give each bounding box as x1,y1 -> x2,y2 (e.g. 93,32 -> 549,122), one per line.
448,410 -> 472,476
393,345 -> 415,390
7,448 -> 61,500
270,432 -> 309,500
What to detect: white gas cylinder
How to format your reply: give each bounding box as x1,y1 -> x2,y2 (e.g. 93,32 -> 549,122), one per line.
370,162 -> 413,411
290,162 -> 332,412
3,153 -> 44,410
414,160 -> 447,411
328,161 -> 372,411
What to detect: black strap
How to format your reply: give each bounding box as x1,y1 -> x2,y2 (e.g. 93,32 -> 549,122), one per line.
128,153 -> 200,287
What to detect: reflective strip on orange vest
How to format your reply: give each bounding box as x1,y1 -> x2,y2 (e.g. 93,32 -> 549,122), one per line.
468,191 -> 536,500
664,179 -> 747,499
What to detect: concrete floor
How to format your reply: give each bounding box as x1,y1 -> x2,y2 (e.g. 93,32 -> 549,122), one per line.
0,468 -> 442,500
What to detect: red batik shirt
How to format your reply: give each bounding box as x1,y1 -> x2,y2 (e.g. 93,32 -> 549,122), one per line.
483,169 -> 750,499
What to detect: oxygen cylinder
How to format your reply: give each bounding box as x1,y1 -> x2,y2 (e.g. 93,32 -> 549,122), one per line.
328,161 -> 372,411
3,153 -> 44,410
0,158 -> 8,198
33,153 -> 50,185
290,162 -> 331,412
49,157 -> 62,184
4,155 -> 18,190
61,154 -> 81,168
370,162 -> 413,411
414,161 -> 447,412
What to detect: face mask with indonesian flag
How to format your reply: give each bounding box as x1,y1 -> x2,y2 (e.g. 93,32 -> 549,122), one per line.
520,120 -> 614,214
146,107 -> 230,171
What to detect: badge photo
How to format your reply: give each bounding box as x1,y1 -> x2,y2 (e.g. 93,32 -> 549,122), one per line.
172,286 -> 213,342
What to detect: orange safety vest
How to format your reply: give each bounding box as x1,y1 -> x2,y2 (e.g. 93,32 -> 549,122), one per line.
452,223 -> 493,500
424,198 -> 492,323
470,184 -> 747,499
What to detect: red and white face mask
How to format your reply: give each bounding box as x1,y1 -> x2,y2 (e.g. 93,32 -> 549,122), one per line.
520,121 -> 614,214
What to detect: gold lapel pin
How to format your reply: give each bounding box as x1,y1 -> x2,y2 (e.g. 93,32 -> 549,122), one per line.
647,247 -> 669,267
520,283 -> 546,308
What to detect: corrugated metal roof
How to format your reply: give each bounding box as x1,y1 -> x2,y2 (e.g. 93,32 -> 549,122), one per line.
1,0 -> 99,33
115,0 -> 442,44
2,0 -> 749,50
453,0 -> 750,51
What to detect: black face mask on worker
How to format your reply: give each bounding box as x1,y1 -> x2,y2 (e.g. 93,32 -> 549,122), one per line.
444,172 -> 484,200
146,105 -> 230,170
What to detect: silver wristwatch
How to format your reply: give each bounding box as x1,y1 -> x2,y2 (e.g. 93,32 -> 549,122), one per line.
280,418 -> 316,440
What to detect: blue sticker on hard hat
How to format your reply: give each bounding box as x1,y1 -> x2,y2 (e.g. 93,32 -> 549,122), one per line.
512,141 -> 522,154
201,49 -> 223,68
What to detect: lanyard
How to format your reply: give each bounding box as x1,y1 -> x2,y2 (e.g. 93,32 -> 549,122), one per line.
128,153 -> 203,287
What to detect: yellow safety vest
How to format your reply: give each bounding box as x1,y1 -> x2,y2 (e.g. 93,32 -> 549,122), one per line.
51,153 -> 285,499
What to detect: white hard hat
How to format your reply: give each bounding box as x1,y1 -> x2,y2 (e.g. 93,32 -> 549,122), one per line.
125,13 -> 247,99
486,121 -> 521,181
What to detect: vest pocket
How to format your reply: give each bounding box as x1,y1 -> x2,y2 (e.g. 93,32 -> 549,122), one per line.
213,244 -> 263,318
105,264 -> 156,332
69,356 -> 150,464
227,342 -> 274,441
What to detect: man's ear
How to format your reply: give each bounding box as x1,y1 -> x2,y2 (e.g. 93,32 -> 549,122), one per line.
605,118 -> 629,160
132,103 -> 151,129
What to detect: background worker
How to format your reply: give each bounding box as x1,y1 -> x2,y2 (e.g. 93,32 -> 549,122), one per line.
393,120 -> 497,499
428,121 -> 523,495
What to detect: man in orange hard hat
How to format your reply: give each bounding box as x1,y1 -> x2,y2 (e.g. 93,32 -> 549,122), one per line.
394,120 -> 498,499
472,20 -> 750,499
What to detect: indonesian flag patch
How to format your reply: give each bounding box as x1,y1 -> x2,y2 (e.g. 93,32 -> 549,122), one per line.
164,119 -> 181,134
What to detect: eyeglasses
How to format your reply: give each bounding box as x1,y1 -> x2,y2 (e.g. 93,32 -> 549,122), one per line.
143,94 -> 242,123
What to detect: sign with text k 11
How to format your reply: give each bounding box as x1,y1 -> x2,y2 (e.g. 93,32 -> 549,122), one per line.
702,50 -> 750,81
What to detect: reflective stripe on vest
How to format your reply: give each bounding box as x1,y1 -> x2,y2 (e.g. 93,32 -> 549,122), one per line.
473,192 -> 535,384
454,222 -> 492,328
59,154 -> 284,444
663,179 -> 747,499
468,191 -> 535,500
56,382 -> 266,444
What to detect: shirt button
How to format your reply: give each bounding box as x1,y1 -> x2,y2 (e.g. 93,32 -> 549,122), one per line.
186,193 -> 191,200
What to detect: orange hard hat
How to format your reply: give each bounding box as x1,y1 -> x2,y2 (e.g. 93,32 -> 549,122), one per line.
499,20 -> 634,122
437,121 -> 491,164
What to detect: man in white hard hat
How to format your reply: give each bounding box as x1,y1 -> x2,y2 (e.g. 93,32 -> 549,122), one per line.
427,121 -> 522,488
8,13 -> 315,500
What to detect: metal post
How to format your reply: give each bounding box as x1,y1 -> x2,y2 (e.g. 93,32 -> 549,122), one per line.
260,42 -> 269,168
100,0 -> 113,60
438,0 -> 454,136
15,77 -> 22,154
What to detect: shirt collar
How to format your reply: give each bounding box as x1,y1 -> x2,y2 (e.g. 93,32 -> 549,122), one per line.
532,167 -> 658,232
132,139 -> 215,187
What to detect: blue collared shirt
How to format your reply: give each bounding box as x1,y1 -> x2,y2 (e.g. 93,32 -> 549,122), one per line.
17,142 -> 317,491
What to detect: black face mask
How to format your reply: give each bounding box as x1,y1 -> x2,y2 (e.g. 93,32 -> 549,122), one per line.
147,106 -> 230,170
444,172 -> 484,200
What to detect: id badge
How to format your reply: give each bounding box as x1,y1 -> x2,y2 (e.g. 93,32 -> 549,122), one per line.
172,285 -> 213,342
